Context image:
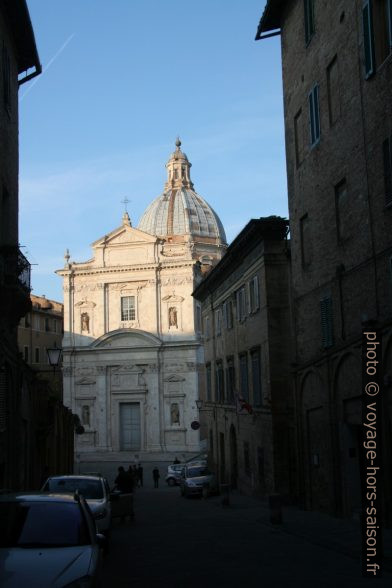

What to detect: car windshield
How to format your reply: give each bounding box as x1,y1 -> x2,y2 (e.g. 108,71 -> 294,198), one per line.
44,478 -> 104,499
0,501 -> 90,548
187,467 -> 210,478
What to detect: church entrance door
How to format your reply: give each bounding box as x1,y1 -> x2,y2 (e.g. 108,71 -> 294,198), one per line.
120,403 -> 141,450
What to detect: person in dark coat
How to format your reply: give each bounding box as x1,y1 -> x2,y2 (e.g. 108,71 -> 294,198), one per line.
137,464 -> 143,487
152,467 -> 160,488
127,466 -> 136,490
115,466 -> 133,493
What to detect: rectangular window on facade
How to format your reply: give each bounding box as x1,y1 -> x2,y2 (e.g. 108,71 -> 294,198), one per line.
204,316 -> 210,338
35,347 -> 40,364
44,318 -> 50,332
53,319 -> 57,333
223,299 -> 233,329
327,56 -> 340,126
206,364 -> 212,401
215,308 -> 222,336
226,357 -> 235,404
309,84 -> 320,146
294,109 -> 304,167
300,214 -> 312,267
216,361 -> 224,403
373,0 -> 392,64
383,137 -> 392,204
34,315 -> 41,331
244,441 -> 251,477
335,179 -> 350,242
363,1 -> 375,76
320,296 -> 334,348
249,276 -> 260,313
24,346 -> 29,362
2,42 -> 11,111
251,348 -> 262,407
240,353 -> 249,402
236,287 -> 246,322
121,296 -> 135,321
304,0 -> 315,45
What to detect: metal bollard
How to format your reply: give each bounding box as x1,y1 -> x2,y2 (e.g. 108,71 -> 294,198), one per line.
269,493 -> 282,524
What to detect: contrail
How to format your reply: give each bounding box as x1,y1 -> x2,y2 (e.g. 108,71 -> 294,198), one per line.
20,33 -> 76,101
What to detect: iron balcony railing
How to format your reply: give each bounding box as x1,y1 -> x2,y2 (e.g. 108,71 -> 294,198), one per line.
0,245 -> 31,291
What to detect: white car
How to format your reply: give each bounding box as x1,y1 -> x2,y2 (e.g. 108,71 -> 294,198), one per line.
0,492 -> 104,588
42,475 -> 112,539
180,464 -> 218,497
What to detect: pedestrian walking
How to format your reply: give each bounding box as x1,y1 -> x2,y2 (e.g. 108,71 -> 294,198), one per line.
152,466 -> 160,488
137,464 -> 143,487
115,466 -> 133,493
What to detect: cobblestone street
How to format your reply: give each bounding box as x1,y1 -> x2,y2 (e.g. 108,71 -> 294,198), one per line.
102,486 -> 392,587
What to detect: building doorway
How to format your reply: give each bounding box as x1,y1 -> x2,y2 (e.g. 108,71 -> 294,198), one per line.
120,403 -> 141,450
229,425 -> 238,489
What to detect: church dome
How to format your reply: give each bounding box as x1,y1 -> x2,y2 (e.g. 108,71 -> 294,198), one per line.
138,139 -> 227,244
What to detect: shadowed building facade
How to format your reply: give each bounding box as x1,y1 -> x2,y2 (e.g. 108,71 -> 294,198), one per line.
256,1 -> 392,522
57,140 -> 227,469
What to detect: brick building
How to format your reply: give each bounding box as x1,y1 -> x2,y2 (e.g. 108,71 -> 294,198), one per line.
256,1 -> 392,521
193,217 -> 295,499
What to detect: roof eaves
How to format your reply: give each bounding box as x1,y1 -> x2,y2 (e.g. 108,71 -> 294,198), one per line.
255,0 -> 286,40
1,0 -> 41,79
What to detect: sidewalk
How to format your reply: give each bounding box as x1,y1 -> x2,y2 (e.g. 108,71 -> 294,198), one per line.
207,490 -> 392,571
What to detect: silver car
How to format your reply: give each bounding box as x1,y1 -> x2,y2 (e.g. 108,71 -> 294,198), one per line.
0,492 -> 104,588
165,464 -> 185,486
42,475 -> 112,539
180,464 -> 217,497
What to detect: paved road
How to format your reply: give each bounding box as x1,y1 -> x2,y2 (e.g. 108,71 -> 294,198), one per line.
102,486 -> 391,587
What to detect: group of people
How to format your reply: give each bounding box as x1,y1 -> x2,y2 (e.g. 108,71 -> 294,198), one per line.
114,464 -> 143,493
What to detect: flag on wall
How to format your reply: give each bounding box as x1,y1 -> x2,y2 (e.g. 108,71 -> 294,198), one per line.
235,393 -> 253,415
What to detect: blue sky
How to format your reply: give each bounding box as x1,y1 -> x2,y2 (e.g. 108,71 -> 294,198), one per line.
20,0 -> 286,302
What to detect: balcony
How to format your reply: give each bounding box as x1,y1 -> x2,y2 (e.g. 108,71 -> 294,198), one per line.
0,246 -> 32,325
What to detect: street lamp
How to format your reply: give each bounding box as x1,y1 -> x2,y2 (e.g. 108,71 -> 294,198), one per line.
46,345 -> 62,374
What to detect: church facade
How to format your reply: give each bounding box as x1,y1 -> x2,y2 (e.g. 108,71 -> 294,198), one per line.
57,141 -> 227,468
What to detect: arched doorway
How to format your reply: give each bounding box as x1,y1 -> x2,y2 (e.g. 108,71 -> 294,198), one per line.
229,425 -> 238,489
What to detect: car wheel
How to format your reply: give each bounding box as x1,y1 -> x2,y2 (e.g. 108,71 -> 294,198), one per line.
167,478 -> 176,487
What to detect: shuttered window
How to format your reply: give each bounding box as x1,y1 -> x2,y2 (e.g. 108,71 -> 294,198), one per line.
383,137 -> 392,205
240,354 -> 249,401
320,297 -> 334,348
226,357 -> 235,404
304,0 -> 315,45
363,0 -> 375,77
216,361 -> 224,403
249,276 -> 260,313
251,348 -> 262,407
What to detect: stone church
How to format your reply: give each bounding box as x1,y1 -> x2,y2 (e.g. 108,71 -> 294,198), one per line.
57,140 -> 227,469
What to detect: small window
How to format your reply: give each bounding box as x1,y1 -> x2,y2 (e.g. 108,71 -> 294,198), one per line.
121,296 -> 135,321
294,109 -> 304,167
216,361 -> 224,403
383,137 -> 392,205
223,299 -> 233,329
363,1 -> 375,77
204,316 -> 210,338
44,318 -> 50,332
34,315 -> 40,330
226,357 -> 235,405
236,287 -> 246,322
335,179 -> 350,242
53,319 -> 57,333
24,346 -> 29,362
239,353 -> 249,402
251,348 -> 262,407
206,364 -> 212,401
249,276 -> 260,313
327,56 -> 340,126
215,308 -> 222,336
35,347 -> 40,364
309,84 -> 320,146
304,0 -> 315,45
320,296 -> 334,348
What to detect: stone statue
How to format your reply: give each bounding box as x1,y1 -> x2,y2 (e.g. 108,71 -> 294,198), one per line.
81,312 -> 90,333
171,403 -> 180,424
168,307 -> 178,328
81,405 -> 90,426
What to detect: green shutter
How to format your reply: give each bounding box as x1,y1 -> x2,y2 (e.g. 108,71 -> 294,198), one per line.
363,0 -> 375,77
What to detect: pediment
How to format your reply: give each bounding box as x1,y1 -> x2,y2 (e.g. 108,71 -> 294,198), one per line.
92,225 -> 157,249
162,294 -> 184,303
92,328 -> 162,349
75,377 -> 96,385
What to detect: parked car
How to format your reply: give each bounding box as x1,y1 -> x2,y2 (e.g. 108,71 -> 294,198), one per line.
0,492 -> 104,588
41,475 -> 112,538
165,464 -> 185,486
179,464 -> 218,497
